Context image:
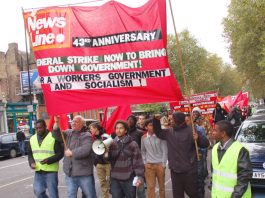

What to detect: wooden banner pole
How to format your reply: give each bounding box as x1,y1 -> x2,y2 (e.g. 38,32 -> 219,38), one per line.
168,0 -> 200,160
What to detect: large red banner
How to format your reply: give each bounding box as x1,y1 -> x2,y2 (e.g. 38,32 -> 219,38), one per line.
23,0 -> 182,115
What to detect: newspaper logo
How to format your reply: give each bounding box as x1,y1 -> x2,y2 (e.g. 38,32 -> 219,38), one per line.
25,8 -> 70,51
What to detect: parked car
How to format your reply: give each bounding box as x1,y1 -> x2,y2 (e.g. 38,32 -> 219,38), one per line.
235,115 -> 265,188
84,119 -> 98,127
0,133 -> 30,158
68,118 -> 98,128
252,108 -> 265,117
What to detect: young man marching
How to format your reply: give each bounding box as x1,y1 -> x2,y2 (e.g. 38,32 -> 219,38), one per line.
107,120 -> 144,198
141,118 -> 167,198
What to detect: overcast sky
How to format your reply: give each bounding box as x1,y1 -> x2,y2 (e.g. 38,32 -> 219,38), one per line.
0,0 -> 231,64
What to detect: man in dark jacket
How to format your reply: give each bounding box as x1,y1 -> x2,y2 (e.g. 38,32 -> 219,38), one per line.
107,120 -> 144,198
17,127 -> 26,157
153,111 -> 209,198
227,106 -> 242,136
28,119 -> 64,198
127,115 -> 144,148
211,120 -> 252,197
53,115 -> 96,198
212,103 -> 228,123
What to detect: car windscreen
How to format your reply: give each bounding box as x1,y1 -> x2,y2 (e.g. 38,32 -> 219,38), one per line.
255,110 -> 265,114
1,135 -> 14,143
237,121 -> 265,143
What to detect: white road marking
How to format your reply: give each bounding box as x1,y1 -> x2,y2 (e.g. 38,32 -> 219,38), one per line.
0,161 -> 27,170
25,184 -> 67,188
155,178 -> 171,193
0,176 -> 33,189
0,172 -> 67,190
24,173 -> 66,189
25,184 -> 33,189
165,178 -> 172,185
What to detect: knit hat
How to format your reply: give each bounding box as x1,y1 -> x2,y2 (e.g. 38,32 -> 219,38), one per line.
192,107 -> 201,114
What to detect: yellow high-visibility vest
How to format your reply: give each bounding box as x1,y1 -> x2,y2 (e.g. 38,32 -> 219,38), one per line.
211,141 -> 251,198
30,132 -> 59,172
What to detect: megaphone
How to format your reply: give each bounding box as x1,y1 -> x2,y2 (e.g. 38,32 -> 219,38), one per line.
92,137 -> 113,155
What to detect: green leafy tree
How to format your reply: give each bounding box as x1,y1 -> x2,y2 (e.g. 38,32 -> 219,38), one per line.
218,65 -> 243,96
167,30 -> 207,92
223,0 -> 265,97
167,30 -> 243,96
192,54 -> 222,93
139,103 -> 163,114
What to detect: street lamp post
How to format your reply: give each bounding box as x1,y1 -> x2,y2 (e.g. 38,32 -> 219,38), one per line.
33,94 -> 38,119
2,93 -> 8,133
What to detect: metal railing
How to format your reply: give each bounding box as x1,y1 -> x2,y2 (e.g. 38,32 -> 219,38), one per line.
15,87 -> 42,95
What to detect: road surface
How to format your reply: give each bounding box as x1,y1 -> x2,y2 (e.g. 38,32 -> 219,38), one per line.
0,155 -> 263,197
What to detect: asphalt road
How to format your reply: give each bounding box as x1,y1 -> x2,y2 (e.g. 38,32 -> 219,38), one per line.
0,155 -> 264,198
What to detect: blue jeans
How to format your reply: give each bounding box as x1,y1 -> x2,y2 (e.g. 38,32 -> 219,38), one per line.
110,177 -> 136,198
33,172 -> 59,198
18,141 -> 25,156
65,175 -> 97,198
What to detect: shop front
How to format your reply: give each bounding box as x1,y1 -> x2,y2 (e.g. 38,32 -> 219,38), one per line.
6,103 -> 37,135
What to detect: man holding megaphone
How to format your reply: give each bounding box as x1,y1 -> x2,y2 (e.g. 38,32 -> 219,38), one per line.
105,120 -> 144,198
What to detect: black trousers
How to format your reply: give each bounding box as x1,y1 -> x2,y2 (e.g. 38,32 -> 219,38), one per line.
170,170 -> 198,198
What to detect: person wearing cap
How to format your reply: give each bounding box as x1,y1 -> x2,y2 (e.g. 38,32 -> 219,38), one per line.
153,112 -> 209,198
192,107 -> 211,133
192,106 -> 213,147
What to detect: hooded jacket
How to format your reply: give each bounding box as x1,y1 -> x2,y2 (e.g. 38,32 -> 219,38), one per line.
108,135 -> 144,181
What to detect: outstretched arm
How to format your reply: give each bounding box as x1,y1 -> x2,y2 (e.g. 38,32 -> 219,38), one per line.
152,116 -> 169,140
